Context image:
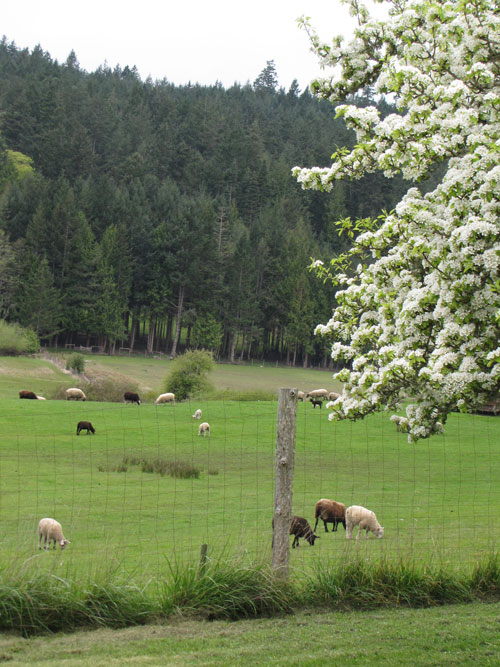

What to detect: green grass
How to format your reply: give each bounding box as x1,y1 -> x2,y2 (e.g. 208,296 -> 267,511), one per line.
1,354 -> 500,637
0,601 -> 498,665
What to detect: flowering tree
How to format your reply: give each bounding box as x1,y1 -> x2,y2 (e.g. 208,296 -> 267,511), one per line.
293,0 -> 500,440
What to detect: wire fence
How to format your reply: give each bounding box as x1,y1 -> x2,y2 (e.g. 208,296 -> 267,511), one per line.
1,387 -> 499,579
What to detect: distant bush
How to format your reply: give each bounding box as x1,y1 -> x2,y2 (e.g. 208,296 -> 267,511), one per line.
0,320 -> 39,355
66,353 -> 85,374
120,456 -> 200,479
164,350 -> 215,401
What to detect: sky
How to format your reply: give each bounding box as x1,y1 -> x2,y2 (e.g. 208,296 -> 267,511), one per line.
2,0 -> 385,91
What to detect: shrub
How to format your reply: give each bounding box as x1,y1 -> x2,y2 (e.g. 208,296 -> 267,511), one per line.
164,349 -> 215,401
0,320 -> 39,355
66,353 -> 85,374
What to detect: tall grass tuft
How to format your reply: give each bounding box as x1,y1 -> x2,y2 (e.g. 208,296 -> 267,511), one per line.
302,557 -> 474,609
161,557 -> 295,620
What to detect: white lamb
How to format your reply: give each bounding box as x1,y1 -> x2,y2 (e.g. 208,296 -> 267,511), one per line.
65,387 -> 86,401
155,392 -> 175,405
390,415 -> 409,432
38,518 -> 70,550
36,396 -> 46,400
328,391 -> 340,401
297,391 -> 305,402
198,422 -> 210,437
192,409 -> 202,419
346,505 -> 384,540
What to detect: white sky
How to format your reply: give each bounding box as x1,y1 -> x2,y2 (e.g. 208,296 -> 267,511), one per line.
2,1 -> 385,90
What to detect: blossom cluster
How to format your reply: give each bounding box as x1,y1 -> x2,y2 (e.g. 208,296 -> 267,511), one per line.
295,0 -> 500,441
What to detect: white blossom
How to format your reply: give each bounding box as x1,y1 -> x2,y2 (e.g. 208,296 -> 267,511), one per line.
295,0 -> 500,441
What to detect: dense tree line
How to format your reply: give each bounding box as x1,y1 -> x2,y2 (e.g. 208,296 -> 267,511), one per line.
0,41 -> 410,364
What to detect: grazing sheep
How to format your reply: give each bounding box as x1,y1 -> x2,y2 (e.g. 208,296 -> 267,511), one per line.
272,515 -> 319,548
192,408 -> 202,419
328,391 -> 340,401
124,391 -> 141,405
306,389 -> 329,399
76,420 -> 95,435
155,392 -> 175,405
310,398 -> 323,409
38,518 -> 70,550
314,499 -> 346,533
19,390 -> 38,400
297,391 -> 305,402
346,505 -> 384,540
390,415 -> 409,432
198,422 -> 210,437
36,396 -> 46,400
65,387 -> 86,401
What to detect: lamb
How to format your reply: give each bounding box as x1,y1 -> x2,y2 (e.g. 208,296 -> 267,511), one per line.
76,420 -> 95,435
124,391 -> 141,405
297,391 -> 305,402
328,391 -> 340,401
272,515 -> 319,548
346,505 -> 384,540
19,390 -> 38,400
310,398 -> 323,409
155,392 -> 175,405
314,498 -> 346,533
192,408 -> 202,419
37,518 -> 70,550
198,422 -> 210,437
390,415 -> 409,432
306,389 -> 329,399
65,387 -> 86,401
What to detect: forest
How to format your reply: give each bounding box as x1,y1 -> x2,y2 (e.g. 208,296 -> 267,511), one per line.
0,39 -> 413,364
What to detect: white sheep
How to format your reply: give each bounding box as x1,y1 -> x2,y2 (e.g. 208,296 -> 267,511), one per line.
192,408 -> 202,419
38,518 -> 70,550
390,415 -> 409,432
155,392 -> 175,405
36,396 -> 46,400
306,389 -> 329,399
328,391 -> 340,401
297,391 -> 305,402
65,387 -> 86,401
198,422 -> 210,437
346,505 -> 384,540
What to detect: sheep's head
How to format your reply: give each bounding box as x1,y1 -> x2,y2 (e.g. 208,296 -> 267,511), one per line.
308,533 -> 320,546
376,527 -> 384,539
60,539 -> 70,549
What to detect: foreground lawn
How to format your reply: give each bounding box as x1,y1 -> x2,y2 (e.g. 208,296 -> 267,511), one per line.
0,602 -> 498,665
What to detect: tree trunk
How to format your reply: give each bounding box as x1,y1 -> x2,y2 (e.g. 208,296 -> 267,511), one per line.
170,284 -> 185,358
147,315 -> 156,355
229,330 -> 237,363
302,351 -> 309,369
129,312 -> 138,353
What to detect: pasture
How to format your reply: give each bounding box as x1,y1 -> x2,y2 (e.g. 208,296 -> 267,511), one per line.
1,354 -> 499,586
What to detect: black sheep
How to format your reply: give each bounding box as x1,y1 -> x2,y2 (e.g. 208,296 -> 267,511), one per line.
76,421 -> 95,435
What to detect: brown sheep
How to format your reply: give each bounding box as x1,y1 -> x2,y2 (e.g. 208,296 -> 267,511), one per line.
314,498 -> 347,532
19,390 -> 38,400
272,515 -> 319,548
76,421 -> 95,435
124,391 -> 141,405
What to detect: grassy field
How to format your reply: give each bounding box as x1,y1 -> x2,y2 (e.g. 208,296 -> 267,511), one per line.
0,601 -> 499,665
1,353 -> 499,584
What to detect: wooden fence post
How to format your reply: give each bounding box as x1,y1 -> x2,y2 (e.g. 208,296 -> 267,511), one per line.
272,387 -> 298,577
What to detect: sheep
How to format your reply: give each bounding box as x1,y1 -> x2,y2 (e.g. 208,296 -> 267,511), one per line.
192,408 -> 202,419
390,415 -> 409,432
314,499 -> 346,533
346,505 -> 384,540
155,392 -> 175,405
306,389 -> 329,399
124,391 -> 141,405
328,391 -> 340,401
76,420 -> 95,435
272,515 -> 319,548
65,387 -> 86,401
36,396 -> 46,400
310,398 -> 323,409
19,390 -> 38,400
198,422 -> 210,437
297,391 -> 305,402
37,518 -> 70,550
